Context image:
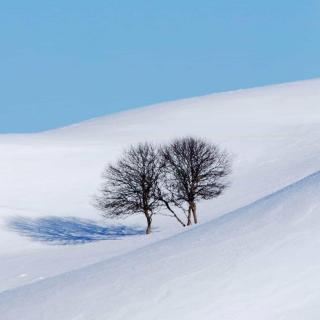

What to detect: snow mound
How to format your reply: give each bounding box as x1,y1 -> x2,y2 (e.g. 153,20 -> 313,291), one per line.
1,170 -> 320,320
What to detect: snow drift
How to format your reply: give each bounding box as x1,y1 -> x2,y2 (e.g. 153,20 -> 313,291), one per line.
1,170 -> 320,320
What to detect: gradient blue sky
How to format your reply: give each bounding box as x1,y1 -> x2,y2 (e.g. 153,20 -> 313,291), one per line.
1,1 -> 320,133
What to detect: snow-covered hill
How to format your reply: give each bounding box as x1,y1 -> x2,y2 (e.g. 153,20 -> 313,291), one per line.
2,170 -> 320,320
1,78 -> 320,319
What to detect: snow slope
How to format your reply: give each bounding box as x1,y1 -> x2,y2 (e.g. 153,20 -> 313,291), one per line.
1,170 -> 320,320
1,78 -> 320,318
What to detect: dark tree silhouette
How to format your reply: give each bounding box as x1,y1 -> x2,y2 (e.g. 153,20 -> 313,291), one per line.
161,137 -> 231,225
95,143 -> 162,234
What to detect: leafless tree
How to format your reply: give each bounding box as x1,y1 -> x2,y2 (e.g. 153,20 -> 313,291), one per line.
95,143 -> 162,234
161,137 -> 232,226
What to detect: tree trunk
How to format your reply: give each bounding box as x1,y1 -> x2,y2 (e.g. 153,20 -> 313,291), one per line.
174,213 -> 186,227
145,212 -> 152,234
146,221 -> 152,234
187,204 -> 192,226
161,199 -> 186,227
191,202 -> 198,224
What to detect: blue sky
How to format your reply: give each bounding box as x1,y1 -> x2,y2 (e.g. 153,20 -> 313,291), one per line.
1,1 -> 320,133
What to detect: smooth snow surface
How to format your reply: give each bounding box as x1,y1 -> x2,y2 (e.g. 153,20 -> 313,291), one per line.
1,78 -> 320,319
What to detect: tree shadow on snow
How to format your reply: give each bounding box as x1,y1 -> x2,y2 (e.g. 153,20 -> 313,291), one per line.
7,216 -> 145,245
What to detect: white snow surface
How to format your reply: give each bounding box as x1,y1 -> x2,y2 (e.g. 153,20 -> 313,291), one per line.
1,78 -> 320,319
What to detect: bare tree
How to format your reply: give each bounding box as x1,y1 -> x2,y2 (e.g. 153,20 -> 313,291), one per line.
95,143 -> 162,234
161,137 -> 231,226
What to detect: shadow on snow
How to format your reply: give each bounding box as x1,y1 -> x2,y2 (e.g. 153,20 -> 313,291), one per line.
7,216 -> 145,245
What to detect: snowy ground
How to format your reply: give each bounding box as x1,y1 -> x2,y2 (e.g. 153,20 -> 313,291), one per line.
1,78 -> 320,319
